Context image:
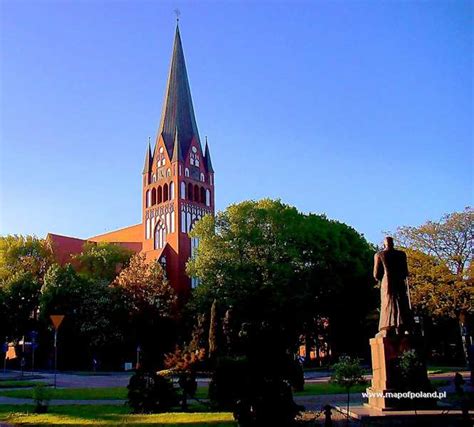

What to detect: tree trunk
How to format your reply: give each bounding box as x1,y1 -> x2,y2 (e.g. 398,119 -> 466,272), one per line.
459,311 -> 471,366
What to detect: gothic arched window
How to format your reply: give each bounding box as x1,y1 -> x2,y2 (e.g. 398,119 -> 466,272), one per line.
154,220 -> 167,250
180,182 -> 186,199
194,185 -> 199,202
163,183 -> 169,202
188,183 -> 193,201
157,186 -> 163,204
151,188 -> 157,206
170,182 -> 175,200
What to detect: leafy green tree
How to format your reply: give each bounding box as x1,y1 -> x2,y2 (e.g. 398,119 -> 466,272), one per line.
394,207 -> 473,361
2,271 -> 40,338
0,235 -> 53,282
111,254 -> 177,368
40,264 -> 124,368
72,242 -> 133,282
331,355 -> 366,418
187,199 -> 375,358
112,254 -> 175,316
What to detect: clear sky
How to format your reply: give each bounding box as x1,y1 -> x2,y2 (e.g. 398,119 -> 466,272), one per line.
1,0 -> 472,245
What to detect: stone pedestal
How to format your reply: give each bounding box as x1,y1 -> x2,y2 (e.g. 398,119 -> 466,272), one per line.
366,334 -> 431,410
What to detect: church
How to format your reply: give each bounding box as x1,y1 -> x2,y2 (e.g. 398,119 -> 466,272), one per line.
47,25 -> 215,298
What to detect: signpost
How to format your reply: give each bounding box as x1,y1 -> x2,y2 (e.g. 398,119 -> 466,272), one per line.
2,341 -> 7,374
136,345 -> 141,370
50,315 -> 65,388
31,331 -> 38,374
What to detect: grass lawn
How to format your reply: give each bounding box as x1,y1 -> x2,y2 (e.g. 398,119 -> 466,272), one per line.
0,380 -> 49,389
0,379 -> 450,400
294,382 -> 368,396
0,405 -> 236,425
0,386 -> 209,400
0,387 -> 127,400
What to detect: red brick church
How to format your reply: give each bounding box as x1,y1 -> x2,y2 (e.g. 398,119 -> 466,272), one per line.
47,25 -> 215,298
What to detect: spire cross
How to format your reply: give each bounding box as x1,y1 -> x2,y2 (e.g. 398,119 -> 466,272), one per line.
174,9 -> 181,23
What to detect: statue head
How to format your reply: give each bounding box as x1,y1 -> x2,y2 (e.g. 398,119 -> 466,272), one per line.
384,236 -> 394,249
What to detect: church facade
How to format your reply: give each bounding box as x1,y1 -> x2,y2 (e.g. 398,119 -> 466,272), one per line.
48,25 -> 214,298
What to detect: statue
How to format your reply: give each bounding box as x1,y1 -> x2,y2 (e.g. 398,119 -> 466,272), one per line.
374,236 -> 412,336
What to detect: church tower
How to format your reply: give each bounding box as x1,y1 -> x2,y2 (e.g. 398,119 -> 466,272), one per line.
141,25 -> 215,298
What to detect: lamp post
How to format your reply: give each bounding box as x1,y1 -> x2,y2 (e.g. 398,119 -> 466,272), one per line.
50,315 -> 65,389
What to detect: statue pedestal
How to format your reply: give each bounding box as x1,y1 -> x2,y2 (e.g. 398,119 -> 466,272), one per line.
366,334 -> 432,411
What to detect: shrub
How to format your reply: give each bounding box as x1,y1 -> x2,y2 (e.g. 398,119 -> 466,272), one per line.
33,384 -> 51,414
127,369 -> 178,413
209,356 -> 249,410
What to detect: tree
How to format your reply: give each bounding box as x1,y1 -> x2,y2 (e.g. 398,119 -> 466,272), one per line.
2,271 -> 41,338
111,254 -> 177,368
0,235 -> 53,282
40,264 -> 124,369
396,207 -> 473,276
72,242 -> 133,282
208,299 -> 218,358
394,207 -> 473,362
186,199 -> 374,424
188,199 -> 375,359
331,355 -> 366,420
112,254 -> 175,317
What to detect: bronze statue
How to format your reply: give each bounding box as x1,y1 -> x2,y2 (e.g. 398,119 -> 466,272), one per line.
374,237 -> 412,336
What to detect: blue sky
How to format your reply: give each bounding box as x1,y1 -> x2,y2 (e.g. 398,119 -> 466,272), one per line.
1,0 -> 472,245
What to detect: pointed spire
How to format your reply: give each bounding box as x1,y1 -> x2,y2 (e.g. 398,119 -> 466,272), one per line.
157,25 -> 200,159
171,127 -> 183,162
204,136 -> 214,173
142,138 -> 152,174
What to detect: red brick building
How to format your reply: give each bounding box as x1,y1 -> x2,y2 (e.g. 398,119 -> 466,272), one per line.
48,25 -> 214,298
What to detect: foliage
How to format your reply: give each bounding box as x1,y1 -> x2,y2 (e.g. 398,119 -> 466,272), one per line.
394,208 -> 473,363
112,254 -> 175,317
394,207 -> 473,320
1,271 -> 40,337
127,370 -> 179,414
32,384 -> 51,413
40,264 -> 124,365
397,349 -> 433,393
403,248 -> 471,319
233,378 -> 302,427
111,254 -> 178,369
209,357 -> 249,410
0,235 -> 53,282
187,199 -> 375,357
330,355 -> 366,390
331,355 -> 366,417
395,207 -> 473,277
73,242 -> 133,282
164,346 -> 206,372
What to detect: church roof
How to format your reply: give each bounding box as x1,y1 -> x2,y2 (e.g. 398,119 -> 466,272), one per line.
157,25 -> 200,159
142,140 -> 152,174
204,138 -> 214,173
